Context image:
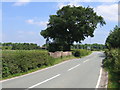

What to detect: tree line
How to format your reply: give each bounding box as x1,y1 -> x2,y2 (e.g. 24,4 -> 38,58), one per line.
71,43 -> 106,51
0,42 -> 41,50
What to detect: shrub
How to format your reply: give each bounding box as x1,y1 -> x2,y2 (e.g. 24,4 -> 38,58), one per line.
103,49 -> 120,88
2,50 -> 55,78
73,51 -> 80,57
72,49 -> 91,57
105,26 -> 120,49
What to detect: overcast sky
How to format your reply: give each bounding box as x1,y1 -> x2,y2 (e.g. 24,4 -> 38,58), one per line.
2,0 -> 118,46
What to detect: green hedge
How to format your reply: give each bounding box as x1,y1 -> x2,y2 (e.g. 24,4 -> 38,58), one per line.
2,49 -> 92,78
103,49 -> 120,88
0,46 -> 12,50
72,49 -> 92,57
2,50 -> 55,78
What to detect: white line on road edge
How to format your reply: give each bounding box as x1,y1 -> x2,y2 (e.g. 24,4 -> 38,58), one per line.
83,59 -> 89,63
105,72 -> 108,88
26,74 -> 61,90
68,64 -> 80,71
96,68 -> 103,88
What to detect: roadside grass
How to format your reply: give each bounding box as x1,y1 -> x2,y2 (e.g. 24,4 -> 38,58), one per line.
2,49 -> 92,80
108,72 -> 120,88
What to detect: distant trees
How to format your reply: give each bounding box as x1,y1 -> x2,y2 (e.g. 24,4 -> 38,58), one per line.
1,43 -> 41,50
40,5 -> 106,52
105,26 -> 120,49
71,43 -> 106,51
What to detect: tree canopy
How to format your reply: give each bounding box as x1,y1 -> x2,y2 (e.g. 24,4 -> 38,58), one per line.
41,5 -> 106,51
105,26 -> 120,49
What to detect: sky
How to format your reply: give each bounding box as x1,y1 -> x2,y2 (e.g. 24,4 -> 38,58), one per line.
1,0 -> 118,46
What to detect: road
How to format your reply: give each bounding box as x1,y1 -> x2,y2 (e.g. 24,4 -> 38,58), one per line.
2,51 -> 105,89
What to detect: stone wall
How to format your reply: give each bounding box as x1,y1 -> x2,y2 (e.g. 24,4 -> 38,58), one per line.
49,51 -> 72,58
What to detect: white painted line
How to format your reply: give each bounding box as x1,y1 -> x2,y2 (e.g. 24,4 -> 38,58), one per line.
26,74 -> 61,90
105,72 -> 108,88
68,64 -> 80,71
83,59 -> 89,63
96,68 -> 103,88
1,58 -> 75,83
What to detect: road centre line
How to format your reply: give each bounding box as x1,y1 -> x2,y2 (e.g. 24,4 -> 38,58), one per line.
68,64 -> 81,71
26,74 -> 61,90
83,59 -> 90,63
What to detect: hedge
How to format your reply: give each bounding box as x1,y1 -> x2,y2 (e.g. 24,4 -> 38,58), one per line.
103,49 -> 120,88
2,50 -> 55,78
2,49 -> 92,78
72,49 -> 92,57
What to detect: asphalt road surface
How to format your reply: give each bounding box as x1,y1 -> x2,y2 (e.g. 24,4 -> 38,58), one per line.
2,51 -> 105,89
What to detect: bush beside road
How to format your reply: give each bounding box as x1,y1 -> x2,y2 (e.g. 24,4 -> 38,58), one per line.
1,49 -> 91,80
103,49 -> 120,88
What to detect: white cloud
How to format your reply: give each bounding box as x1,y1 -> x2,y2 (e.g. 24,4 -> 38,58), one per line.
94,4 -> 118,22
57,1 -> 82,9
26,19 -> 34,24
26,19 -> 48,27
57,2 -> 118,22
13,0 -> 31,6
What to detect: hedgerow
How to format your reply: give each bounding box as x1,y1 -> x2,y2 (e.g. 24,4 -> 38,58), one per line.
2,50 -> 55,78
72,49 -> 92,57
103,49 -> 120,88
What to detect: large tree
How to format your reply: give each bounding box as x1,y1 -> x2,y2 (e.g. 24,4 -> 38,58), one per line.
41,5 -> 106,51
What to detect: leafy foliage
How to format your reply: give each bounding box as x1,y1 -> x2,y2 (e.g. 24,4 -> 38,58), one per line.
1,42 -> 41,50
71,43 -> 106,51
72,49 -> 91,57
2,50 -> 55,78
105,26 -> 120,49
2,49 -> 92,78
103,49 -> 120,88
41,5 -> 106,51
103,25 -> 120,88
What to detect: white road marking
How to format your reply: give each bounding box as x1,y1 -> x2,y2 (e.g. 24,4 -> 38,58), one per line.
68,64 -> 80,71
26,74 -> 61,90
83,59 -> 89,63
105,72 -> 108,88
96,68 -> 103,88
